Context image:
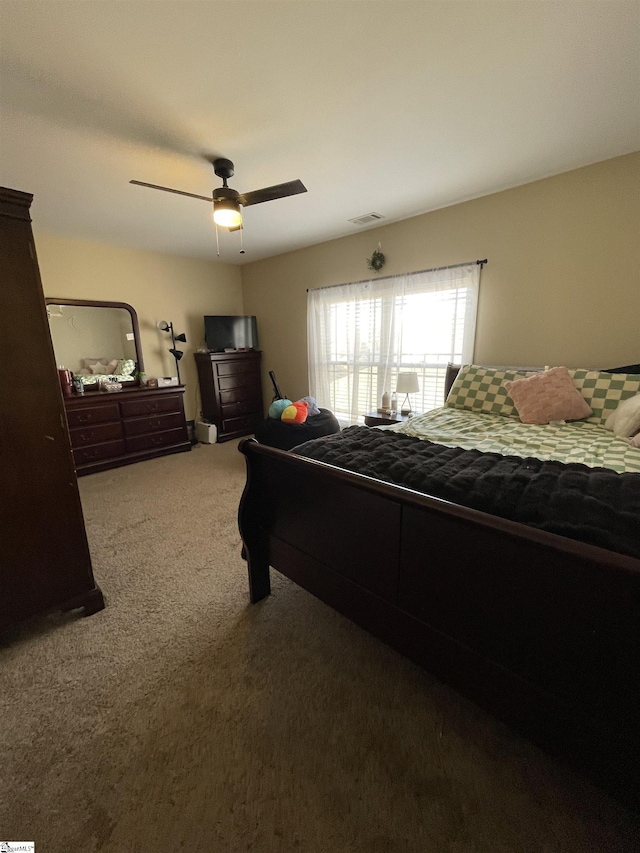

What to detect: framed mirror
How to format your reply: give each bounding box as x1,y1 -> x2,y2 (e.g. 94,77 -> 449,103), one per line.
45,298 -> 144,390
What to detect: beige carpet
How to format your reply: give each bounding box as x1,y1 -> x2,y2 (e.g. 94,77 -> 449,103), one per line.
2,440 -> 639,852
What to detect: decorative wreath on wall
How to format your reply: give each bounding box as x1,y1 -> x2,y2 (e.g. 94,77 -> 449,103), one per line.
367,248 -> 386,272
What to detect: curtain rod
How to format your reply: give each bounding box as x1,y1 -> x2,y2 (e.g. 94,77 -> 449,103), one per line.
306,259 -> 487,293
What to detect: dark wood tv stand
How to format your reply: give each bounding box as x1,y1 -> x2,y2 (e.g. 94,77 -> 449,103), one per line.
195,350 -> 263,442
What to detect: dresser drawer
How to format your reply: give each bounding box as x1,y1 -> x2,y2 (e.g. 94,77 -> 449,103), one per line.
221,413 -> 262,435
123,411 -> 185,437
73,439 -> 126,466
67,403 -> 120,428
125,426 -> 188,454
219,384 -> 263,405
218,372 -> 262,392
70,422 -> 123,448
221,398 -> 262,418
216,359 -> 260,377
120,394 -> 182,418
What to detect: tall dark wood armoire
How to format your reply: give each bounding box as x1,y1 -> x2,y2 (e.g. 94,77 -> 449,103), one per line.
0,187 -> 104,631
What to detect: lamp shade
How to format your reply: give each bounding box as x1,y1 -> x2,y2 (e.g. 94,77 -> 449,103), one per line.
213,200 -> 242,228
396,372 -> 420,394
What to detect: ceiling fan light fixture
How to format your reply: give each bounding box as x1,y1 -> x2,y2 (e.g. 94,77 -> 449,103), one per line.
131,156 -> 307,244
213,199 -> 242,228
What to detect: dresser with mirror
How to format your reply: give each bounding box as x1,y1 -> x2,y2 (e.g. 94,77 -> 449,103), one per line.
46,298 -> 191,475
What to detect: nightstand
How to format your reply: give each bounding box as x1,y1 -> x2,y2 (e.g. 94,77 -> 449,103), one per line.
363,411 -> 417,427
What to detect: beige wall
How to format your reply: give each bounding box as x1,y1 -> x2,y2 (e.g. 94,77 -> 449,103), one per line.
242,152 -> 640,404
32,152 -> 640,422
34,232 -> 243,420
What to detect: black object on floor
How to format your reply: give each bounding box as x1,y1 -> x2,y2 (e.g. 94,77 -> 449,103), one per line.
255,408 -> 340,451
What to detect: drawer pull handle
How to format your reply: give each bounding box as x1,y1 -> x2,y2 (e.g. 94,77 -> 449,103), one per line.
151,435 -> 164,445
150,419 -> 162,429
146,403 -> 160,411
79,431 -> 94,442
77,413 -> 93,423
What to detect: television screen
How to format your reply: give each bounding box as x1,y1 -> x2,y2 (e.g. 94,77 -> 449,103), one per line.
204,315 -> 259,352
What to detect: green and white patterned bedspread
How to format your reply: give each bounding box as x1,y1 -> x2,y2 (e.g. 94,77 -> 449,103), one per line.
386,407 -> 640,474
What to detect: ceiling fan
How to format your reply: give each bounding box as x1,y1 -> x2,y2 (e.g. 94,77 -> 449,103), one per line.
130,158 -> 307,232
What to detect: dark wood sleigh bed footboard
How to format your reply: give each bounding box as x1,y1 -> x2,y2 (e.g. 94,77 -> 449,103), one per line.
238,438 -> 640,807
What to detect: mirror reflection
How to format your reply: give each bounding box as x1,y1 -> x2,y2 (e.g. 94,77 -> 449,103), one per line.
46,301 -> 141,389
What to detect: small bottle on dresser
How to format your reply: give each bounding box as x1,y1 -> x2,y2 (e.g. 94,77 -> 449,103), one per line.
58,366 -> 73,397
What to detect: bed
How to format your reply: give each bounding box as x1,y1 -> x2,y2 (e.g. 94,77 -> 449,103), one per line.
238,363 -> 640,807
75,356 -> 138,388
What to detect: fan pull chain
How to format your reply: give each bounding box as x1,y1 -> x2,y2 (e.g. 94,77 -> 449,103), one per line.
215,222 -> 220,257
239,225 -> 245,255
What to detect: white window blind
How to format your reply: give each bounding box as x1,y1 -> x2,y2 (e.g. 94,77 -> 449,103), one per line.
307,264 -> 480,425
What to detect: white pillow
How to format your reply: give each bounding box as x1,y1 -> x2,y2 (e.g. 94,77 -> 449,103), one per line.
605,393 -> 640,437
91,360 -> 117,375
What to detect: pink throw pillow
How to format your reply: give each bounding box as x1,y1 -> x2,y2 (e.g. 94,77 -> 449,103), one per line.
504,367 -> 592,425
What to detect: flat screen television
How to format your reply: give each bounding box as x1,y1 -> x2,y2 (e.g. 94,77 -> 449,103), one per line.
204,315 -> 259,352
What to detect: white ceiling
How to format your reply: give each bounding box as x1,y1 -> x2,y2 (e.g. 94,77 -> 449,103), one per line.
1,1 -> 639,265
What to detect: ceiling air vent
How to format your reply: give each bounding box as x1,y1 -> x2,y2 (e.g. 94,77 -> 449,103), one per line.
348,212 -> 385,226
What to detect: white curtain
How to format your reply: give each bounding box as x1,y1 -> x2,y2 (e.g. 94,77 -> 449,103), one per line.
307,264 -> 480,425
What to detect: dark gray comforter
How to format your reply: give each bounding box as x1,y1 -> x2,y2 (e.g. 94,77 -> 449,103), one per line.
292,426 -> 640,560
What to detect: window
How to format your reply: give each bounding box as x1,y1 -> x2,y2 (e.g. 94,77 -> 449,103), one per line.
308,264 -> 480,424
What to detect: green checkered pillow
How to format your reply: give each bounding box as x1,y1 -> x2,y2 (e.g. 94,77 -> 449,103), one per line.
569,369 -> 640,426
445,364 -> 535,418
116,358 -> 136,376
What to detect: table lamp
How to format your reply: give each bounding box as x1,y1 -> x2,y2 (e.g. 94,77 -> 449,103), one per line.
396,372 -> 420,415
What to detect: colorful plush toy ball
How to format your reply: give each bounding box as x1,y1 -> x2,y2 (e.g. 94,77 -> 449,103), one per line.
298,395 -> 321,416
281,400 -> 309,424
268,399 -> 292,419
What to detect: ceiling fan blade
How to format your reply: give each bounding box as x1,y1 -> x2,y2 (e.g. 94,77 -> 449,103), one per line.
239,179 -> 307,207
130,180 -> 212,202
